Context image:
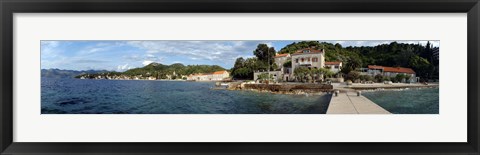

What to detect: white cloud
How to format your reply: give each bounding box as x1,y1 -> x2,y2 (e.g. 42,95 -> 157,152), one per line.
80,41 -> 126,54
117,63 -> 130,71
142,60 -> 154,66
126,41 -> 266,67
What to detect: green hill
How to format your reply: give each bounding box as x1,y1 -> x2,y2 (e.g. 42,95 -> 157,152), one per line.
231,41 -> 439,80
75,63 -> 226,80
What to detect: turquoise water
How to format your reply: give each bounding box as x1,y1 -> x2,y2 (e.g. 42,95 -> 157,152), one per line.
41,78 -> 331,114
362,88 -> 439,114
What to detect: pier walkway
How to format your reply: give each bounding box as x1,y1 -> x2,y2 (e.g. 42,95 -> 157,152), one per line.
327,92 -> 391,114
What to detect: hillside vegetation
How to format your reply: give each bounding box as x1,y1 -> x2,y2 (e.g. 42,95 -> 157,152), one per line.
75,63 -> 226,80
231,41 -> 439,81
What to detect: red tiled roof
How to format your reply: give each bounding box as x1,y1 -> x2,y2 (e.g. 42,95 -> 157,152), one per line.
213,70 -> 228,74
384,67 -> 415,74
325,61 -> 342,65
291,48 -> 324,55
274,53 -> 289,58
191,70 -> 228,76
368,65 -> 415,74
368,65 -> 384,70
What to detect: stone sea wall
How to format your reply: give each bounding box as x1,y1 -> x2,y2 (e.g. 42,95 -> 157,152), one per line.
228,83 -> 333,95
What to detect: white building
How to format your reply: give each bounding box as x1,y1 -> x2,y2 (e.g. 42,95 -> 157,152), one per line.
187,70 -> 230,81
254,47 -> 334,81
274,53 -> 292,81
324,61 -> 342,73
290,47 -> 325,81
255,47 -> 327,82
253,70 -> 283,82
365,65 -> 417,83
274,53 -> 290,69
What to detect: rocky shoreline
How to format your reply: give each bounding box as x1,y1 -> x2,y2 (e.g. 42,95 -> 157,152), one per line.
224,82 -> 439,95
226,82 -> 334,95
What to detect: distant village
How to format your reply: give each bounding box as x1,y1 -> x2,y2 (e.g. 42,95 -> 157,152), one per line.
76,68 -> 232,81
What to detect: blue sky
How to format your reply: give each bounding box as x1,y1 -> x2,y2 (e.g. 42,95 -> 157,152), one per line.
41,40 -> 439,71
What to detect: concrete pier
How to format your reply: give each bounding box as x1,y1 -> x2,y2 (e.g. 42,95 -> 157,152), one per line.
327,92 -> 391,114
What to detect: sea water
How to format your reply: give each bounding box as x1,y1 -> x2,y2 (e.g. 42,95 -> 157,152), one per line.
362,88 -> 439,114
41,78 -> 331,114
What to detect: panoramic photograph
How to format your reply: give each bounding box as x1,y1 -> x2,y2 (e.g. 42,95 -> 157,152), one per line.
41,40 -> 439,114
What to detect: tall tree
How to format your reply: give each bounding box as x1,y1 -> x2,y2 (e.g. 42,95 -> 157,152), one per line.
252,44 -> 276,70
233,57 -> 245,69
341,57 -> 363,74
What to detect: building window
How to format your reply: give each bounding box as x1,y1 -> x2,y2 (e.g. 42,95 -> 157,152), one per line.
295,59 -> 299,63
335,66 -> 339,69
312,57 -> 317,62
301,58 -> 304,62
307,57 -> 311,61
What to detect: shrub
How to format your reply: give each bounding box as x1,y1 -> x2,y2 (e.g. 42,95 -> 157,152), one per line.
383,76 -> 391,82
374,74 -> 383,82
395,74 -> 406,83
359,75 -> 372,82
347,71 -> 361,81
257,73 -> 273,82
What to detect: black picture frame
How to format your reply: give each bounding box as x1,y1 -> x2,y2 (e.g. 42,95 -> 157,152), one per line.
1,0 -> 479,154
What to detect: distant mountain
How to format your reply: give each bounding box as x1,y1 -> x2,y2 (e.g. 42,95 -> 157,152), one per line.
41,69 -> 109,78
75,62 -> 227,80
122,62 -> 226,77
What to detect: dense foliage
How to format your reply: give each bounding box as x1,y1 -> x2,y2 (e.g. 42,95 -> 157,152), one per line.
230,44 -> 277,80
278,41 -> 439,80
293,66 -> 335,83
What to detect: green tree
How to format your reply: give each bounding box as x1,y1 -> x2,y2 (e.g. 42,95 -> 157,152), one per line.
233,57 -> 245,68
347,71 -> 361,82
253,44 -> 276,69
383,76 -> 391,82
257,73 -> 273,82
374,74 -> 384,82
360,75 -> 373,82
283,60 -> 292,68
294,66 -> 310,82
275,41 -> 438,81
341,57 -> 363,74
409,55 -> 432,80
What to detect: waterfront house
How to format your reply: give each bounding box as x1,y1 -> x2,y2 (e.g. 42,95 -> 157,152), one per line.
254,47 -> 326,82
364,65 -> 417,83
212,70 -> 230,81
274,53 -> 292,81
290,47 -> 326,81
274,53 -> 291,69
187,70 -> 230,81
324,61 -> 343,73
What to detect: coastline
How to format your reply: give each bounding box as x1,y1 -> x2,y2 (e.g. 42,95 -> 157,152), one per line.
225,81 -> 439,95
75,78 -> 439,95
334,83 -> 439,92
76,78 -> 188,82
